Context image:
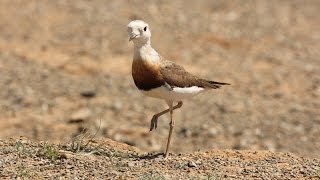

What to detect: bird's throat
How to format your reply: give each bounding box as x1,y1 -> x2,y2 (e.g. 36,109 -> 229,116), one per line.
133,41 -> 160,63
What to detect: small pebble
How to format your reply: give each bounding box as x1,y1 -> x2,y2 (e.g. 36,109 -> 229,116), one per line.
80,90 -> 96,98
188,161 -> 197,167
128,162 -> 135,167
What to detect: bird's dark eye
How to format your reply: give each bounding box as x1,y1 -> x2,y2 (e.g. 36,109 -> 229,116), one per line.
144,26 -> 147,31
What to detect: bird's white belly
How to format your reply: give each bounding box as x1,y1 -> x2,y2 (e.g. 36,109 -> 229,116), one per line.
141,86 -> 204,101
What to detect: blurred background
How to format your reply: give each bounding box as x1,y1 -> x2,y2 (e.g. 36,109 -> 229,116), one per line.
0,0 -> 319,158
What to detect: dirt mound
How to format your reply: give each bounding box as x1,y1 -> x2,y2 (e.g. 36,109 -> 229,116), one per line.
1,137 -> 319,179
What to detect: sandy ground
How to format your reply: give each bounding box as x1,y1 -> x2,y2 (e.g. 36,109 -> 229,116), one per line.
1,137 -> 320,179
0,0 -> 319,178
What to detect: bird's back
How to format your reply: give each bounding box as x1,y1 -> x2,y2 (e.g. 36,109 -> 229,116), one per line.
160,60 -> 229,89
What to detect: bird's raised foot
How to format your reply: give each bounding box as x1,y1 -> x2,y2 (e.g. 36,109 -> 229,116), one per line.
149,115 -> 159,131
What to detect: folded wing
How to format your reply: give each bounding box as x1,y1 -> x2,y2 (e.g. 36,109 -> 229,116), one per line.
160,60 -> 230,89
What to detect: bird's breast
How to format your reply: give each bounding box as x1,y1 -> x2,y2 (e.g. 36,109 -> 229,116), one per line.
132,59 -> 164,91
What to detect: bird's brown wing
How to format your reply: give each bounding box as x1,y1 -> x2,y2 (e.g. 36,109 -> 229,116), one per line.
160,60 -> 229,89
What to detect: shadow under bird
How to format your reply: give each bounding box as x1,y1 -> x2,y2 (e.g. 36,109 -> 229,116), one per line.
127,20 -> 230,158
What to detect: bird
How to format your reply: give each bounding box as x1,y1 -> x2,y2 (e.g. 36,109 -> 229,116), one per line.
127,20 -> 230,157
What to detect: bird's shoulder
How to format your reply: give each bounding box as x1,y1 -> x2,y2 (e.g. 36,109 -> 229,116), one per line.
159,59 -> 201,88
160,60 -> 187,72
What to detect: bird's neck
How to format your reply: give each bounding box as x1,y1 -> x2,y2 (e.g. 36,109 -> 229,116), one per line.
133,40 -> 160,62
133,39 -> 152,54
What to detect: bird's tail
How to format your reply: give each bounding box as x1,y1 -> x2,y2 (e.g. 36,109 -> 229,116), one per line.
202,79 -> 230,89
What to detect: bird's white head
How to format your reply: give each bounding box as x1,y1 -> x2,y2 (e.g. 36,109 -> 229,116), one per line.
127,20 -> 151,45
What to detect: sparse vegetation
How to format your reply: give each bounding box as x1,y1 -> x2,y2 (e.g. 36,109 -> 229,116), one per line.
139,171 -> 168,180
187,174 -> 220,180
14,140 -> 33,158
38,143 -> 62,162
69,128 -> 95,153
174,162 -> 187,169
67,118 -> 102,153
312,167 -> 320,178
16,166 -> 31,178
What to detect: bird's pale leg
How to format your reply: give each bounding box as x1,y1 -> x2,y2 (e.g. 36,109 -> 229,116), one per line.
164,102 -> 174,158
150,101 -> 182,131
